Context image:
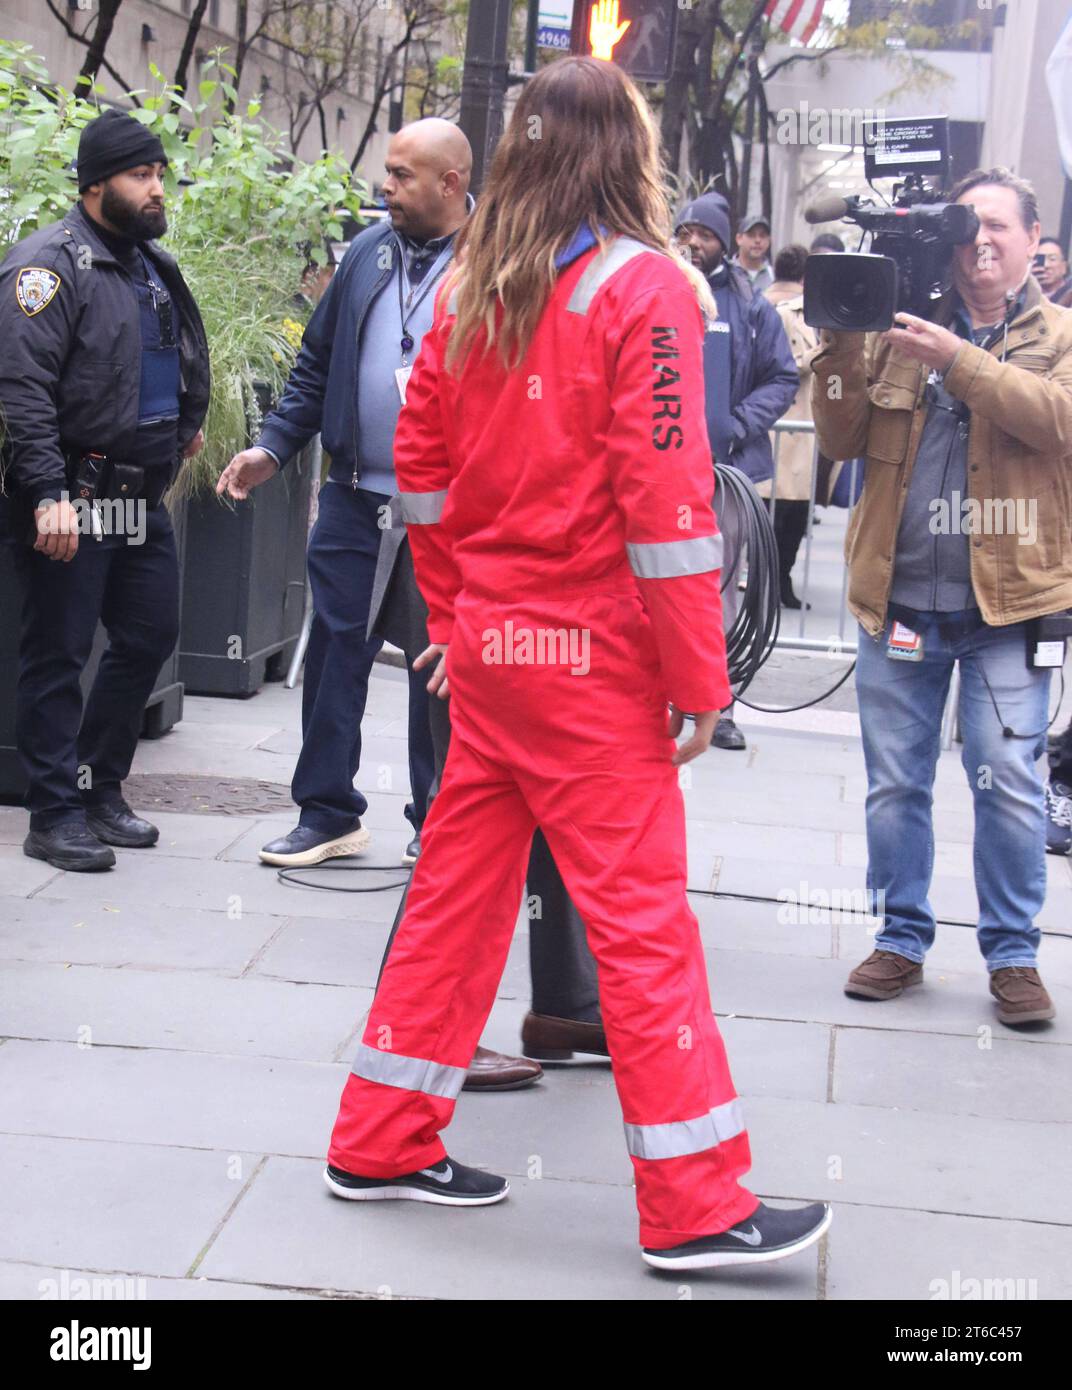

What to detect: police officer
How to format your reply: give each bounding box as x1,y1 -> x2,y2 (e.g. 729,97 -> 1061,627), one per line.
0,109 -> 210,871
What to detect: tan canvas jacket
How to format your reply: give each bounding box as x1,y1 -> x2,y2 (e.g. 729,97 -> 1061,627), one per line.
810,275 -> 1072,635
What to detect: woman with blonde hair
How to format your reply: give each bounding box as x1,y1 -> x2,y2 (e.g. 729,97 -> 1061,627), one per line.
323,55 -> 830,1272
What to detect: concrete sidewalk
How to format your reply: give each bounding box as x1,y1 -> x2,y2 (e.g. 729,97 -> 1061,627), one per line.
1,663 -> 1070,1302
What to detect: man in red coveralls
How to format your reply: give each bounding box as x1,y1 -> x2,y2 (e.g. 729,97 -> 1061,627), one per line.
323,57 -> 831,1272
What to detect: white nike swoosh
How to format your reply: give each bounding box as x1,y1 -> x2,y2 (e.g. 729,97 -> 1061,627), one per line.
725,1224 -> 762,1246
418,1164 -> 453,1185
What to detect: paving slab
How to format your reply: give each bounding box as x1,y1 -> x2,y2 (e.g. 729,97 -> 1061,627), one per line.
0,1134 -> 260,1278
0,1260 -> 327,1301
0,1040 -> 342,1159
685,793 -> 869,836
197,1154 -> 821,1301
824,1202 -> 1070,1301
833,1025 -> 1072,1122
251,910 -> 531,992
689,819 -> 840,867
705,947 -> 1072,1044
0,961 -> 368,1063
0,848 -> 64,900
30,854 -> 406,924
688,894 -> 837,958
0,898 -> 281,974
743,1096 -> 1072,1225
128,739 -> 298,785
713,853 -> 1072,933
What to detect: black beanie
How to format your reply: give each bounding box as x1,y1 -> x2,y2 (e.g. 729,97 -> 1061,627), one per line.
77,108 -> 168,192
674,192 -> 733,254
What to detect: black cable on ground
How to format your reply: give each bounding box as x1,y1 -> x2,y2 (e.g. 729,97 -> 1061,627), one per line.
714,463 -> 855,712
276,862 -> 412,893
734,659 -> 857,714
684,886 -> 1072,941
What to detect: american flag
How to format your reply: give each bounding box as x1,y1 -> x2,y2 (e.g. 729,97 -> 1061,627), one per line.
764,0 -> 827,45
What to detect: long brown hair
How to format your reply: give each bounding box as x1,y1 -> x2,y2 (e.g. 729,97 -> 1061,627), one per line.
444,55 -> 713,373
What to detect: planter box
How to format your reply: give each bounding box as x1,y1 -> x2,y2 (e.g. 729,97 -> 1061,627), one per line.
177,443 -> 314,697
0,498 -> 187,804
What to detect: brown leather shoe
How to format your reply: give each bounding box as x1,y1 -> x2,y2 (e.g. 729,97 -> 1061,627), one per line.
845,949 -> 923,1000
521,1011 -> 611,1063
989,967 -> 1056,1026
462,1045 -> 543,1092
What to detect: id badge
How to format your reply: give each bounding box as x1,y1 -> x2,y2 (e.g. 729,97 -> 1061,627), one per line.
887,620 -> 924,662
395,365 -> 413,404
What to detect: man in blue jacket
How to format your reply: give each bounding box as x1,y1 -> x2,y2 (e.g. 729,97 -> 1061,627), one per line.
676,192 -> 798,750
216,119 -> 473,868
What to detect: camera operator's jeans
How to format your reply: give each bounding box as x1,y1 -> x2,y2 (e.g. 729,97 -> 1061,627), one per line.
855,608 -> 1051,971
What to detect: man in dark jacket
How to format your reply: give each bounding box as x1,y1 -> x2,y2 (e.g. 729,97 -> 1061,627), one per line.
0,109 -> 209,871
675,191 -> 798,749
216,120 -> 472,871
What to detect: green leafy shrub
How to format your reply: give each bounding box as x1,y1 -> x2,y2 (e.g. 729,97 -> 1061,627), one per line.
0,40 -> 367,493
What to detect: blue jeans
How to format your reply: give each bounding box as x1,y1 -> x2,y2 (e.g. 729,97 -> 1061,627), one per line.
855,607 -> 1051,971
293,482 -> 434,838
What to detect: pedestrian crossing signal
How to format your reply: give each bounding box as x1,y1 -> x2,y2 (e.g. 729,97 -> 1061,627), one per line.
570,0 -> 679,83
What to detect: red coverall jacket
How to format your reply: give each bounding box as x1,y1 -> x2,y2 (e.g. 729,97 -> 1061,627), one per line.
395,232 -> 731,716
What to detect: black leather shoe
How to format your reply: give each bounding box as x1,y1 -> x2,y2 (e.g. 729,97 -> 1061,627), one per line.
403,832 -> 421,865
24,823 -> 115,872
462,1045 -> 543,1091
521,1011 -> 610,1064
711,716 -> 747,751
85,801 -> 159,848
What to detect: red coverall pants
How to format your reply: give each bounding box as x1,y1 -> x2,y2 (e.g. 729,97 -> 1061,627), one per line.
328,585 -> 758,1250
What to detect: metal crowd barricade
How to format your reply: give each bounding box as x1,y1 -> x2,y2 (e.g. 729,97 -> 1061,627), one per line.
765,418 -> 860,657
284,434 -> 322,689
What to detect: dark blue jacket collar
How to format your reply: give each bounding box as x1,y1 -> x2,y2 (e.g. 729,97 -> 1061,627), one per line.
556,223 -> 607,270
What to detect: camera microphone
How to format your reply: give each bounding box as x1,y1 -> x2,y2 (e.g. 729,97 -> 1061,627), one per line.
804,194 -> 853,225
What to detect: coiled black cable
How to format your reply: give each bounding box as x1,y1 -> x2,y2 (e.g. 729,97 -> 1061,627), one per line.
713,461 -> 857,711
713,463 -> 780,692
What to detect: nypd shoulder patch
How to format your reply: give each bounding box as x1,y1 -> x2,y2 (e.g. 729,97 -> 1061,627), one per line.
16,266 -> 62,317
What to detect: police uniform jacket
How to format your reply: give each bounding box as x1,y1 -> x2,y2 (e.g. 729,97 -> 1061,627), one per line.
0,202 -> 210,509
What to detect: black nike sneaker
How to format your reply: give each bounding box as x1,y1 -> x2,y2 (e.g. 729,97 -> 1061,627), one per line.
641,1200 -> 832,1271
323,1157 -> 509,1207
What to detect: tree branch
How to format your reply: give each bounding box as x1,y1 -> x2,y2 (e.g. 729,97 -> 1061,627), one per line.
174,0 -> 211,94
44,0 -> 139,98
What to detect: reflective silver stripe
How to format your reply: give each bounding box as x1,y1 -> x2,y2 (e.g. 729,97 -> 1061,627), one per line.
567,236 -> 654,314
627,533 -> 724,579
351,1042 -> 467,1100
399,489 -> 448,525
624,1098 -> 746,1162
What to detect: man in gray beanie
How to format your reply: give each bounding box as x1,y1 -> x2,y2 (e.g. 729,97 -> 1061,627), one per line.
675,191 -> 797,750
0,108 -> 209,871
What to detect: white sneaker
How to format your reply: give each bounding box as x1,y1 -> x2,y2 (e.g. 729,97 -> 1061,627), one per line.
258,823 -> 371,867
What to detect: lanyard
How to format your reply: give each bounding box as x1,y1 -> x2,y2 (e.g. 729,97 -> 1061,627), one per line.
396,238 -> 452,365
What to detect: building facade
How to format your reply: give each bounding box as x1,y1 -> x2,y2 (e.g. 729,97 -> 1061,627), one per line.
2,0 -> 456,188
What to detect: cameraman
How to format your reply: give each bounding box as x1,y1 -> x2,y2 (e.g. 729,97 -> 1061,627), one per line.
811,167 -> 1072,1028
